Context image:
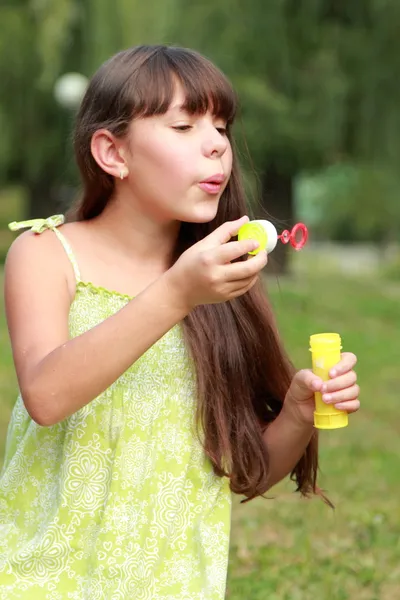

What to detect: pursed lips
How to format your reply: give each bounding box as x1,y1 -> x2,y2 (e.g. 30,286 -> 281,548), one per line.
198,173 -> 225,194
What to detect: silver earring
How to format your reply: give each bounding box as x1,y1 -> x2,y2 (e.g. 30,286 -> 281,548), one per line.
120,170 -> 125,180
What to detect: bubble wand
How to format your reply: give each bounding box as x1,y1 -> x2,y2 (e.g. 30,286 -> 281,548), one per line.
238,219 -> 309,254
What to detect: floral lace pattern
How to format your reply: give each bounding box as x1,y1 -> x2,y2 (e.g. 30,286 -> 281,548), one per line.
0,217 -> 231,599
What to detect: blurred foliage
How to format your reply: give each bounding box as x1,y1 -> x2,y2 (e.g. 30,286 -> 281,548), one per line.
297,163 -> 400,242
0,0 -> 400,244
0,0 -> 176,216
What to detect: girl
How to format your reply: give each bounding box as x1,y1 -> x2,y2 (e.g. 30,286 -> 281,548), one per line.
0,45 -> 360,599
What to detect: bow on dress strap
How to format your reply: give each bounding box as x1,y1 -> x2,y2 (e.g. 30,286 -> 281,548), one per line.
8,215 -> 65,234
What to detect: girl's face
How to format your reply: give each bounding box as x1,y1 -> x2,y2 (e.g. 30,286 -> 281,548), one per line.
123,85 -> 233,224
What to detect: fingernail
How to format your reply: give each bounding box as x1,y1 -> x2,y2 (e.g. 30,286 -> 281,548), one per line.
250,241 -> 260,250
323,394 -> 332,403
321,384 -> 327,392
330,369 -> 337,378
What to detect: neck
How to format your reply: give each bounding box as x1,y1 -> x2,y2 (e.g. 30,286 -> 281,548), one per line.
90,192 -> 181,268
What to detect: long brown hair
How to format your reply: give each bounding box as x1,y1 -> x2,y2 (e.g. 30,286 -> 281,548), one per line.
71,45 -> 320,502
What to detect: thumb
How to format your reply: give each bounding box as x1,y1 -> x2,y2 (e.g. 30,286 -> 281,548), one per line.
210,215 -> 249,245
288,369 -> 322,403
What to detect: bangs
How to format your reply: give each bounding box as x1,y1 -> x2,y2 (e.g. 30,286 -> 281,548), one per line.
126,46 -> 237,125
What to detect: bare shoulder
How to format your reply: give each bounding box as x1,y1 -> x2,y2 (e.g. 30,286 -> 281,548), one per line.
4,229 -> 74,393
7,227 -> 65,262
5,229 -> 74,298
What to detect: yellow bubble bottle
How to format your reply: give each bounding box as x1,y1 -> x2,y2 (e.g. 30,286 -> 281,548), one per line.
310,333 -> 348,430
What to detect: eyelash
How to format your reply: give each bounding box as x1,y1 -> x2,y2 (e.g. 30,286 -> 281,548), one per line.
173,125 -> 227,135
173,126 -> 192,132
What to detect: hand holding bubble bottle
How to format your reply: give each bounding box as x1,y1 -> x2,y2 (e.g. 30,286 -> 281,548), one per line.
238,219 -> 348,429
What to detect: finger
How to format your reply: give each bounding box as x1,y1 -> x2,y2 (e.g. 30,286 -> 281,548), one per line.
322,384 -> 360,405
208,216 -> 249,244
329,352 -> 358,377
333,399 -> 360,414
215,239 -> 261,263
321,370 -> 357,393
288,369 -> 322,403
221,251 -> 268,281
228,274 -> 259,297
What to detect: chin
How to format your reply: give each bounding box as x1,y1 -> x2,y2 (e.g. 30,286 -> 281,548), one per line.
184,204 -> 219,224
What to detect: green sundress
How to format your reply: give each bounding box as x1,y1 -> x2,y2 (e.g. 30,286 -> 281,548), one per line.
0,216 -> 231,600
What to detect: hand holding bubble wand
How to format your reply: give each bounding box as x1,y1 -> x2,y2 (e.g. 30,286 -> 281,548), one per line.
238,219 -> 348,430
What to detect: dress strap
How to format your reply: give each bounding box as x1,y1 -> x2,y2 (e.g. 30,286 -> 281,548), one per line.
8,215 -> 81,283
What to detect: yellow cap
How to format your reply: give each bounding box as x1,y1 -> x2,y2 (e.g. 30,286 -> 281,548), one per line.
314,410 -> 348,429
309,333 -> 342,353
238,222 -> 268,255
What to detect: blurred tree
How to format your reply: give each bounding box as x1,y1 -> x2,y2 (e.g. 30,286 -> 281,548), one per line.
0,0 -> 177,218
1,0 -> 400,265
168,0 -> 400,268
0,0 -> 80,217
298,162 -> 400,243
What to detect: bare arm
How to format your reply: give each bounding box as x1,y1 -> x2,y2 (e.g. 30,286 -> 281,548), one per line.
262,356 -> 359,490
5,231 -> 188,426
5,217 -> 266,427
262,407 -> 314,490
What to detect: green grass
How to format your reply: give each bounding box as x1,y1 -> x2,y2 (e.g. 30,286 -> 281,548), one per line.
0,268 -> 399,599
226,273 -> 400,599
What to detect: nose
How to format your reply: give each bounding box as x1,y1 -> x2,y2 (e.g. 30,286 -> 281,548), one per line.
202,128 -> 229,159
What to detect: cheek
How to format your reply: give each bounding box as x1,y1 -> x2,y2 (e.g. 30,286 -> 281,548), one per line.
223,141 -> 233,172
162,148 -> 194,182
132,137 -> 192,187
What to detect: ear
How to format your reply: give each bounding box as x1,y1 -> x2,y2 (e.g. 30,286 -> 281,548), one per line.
90,129 -> 128,179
